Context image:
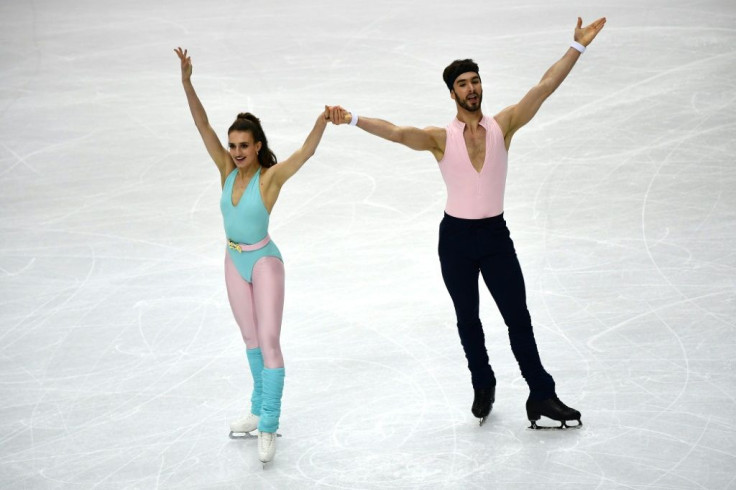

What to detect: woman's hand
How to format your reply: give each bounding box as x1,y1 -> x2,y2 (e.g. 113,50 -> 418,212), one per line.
324,105 -> 352,125
174,47 -> 193,81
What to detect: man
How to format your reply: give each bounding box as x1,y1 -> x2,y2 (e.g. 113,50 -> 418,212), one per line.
327,17 -> 605,428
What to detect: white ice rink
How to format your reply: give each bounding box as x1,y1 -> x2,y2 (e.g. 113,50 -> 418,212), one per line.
1,0 -> 735,488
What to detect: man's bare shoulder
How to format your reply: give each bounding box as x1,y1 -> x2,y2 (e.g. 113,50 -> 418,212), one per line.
423,125 -> 447,142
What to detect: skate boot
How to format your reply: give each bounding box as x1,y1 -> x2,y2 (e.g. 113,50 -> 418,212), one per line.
526,396 -> 582,429
258,431 -> 277,466
229,413 -> 259,439
471,386 -> 495,426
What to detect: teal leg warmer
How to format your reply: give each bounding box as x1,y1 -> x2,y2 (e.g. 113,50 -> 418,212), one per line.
258,367 -> 285,433
246,348 -> 264,416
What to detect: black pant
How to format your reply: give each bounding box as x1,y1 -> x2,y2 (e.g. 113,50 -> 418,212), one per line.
438,212 -> 555,400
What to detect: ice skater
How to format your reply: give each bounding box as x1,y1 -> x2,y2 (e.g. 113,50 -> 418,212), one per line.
326,17 -> 606,428
175,47 -> 330,462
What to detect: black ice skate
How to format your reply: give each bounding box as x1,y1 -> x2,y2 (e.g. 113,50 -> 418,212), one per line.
472,386 -> 495,426
526,396 -> 582,429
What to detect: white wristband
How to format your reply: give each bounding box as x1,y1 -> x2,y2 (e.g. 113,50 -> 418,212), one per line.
570,41 -> 586,54
349,111 -> 358,126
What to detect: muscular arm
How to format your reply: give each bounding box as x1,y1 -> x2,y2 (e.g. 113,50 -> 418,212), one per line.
175,48 -> 231,180
495,17 -> 606,149
327,106 -> 445,161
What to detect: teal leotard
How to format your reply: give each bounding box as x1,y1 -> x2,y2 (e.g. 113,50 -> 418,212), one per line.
220,168 -> 282,283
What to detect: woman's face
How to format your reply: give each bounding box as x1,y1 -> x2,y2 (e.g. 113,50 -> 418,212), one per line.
228,130 -> 262,167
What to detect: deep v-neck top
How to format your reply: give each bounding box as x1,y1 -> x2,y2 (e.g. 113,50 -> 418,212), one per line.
438,116 -> 508,219
220,168 -> 270,244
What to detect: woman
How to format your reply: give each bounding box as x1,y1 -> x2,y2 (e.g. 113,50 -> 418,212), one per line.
175,47 -> 329,464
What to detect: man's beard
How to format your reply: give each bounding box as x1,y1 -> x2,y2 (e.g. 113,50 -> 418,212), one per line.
458,92 -> 483,112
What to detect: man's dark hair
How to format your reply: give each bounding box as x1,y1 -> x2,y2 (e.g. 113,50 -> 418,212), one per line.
442,59 -> 480,92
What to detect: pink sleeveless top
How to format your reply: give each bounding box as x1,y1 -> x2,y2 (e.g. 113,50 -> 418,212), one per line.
438,116 -> 508,219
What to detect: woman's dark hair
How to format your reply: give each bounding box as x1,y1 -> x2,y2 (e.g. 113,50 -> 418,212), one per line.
228,113 -> 277,168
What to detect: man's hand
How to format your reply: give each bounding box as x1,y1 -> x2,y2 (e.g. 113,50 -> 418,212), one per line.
574,17 -> 606,47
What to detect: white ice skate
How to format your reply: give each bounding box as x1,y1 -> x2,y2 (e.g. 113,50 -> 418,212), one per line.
228,413 -> 259,439
258,431 -> 277,467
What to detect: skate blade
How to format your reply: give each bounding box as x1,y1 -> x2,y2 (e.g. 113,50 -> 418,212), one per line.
528,419 -> 583,430
475,407 -> 493,427
229,431 -> 257,439
229,431 -> 283,439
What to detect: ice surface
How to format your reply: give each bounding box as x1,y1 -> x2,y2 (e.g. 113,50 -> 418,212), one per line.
1,0 -> 735,488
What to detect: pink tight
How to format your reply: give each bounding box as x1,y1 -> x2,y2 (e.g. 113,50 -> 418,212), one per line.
224,254 -> 285,368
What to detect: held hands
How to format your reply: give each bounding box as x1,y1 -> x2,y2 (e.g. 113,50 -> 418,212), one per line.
574,17 -> 606,47
174,47 -> 192,81
324,105 -> 353,125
